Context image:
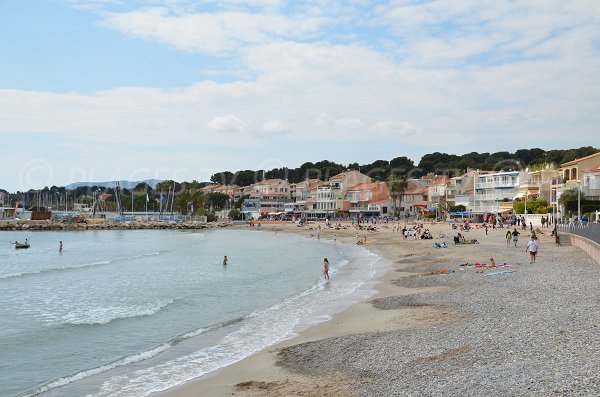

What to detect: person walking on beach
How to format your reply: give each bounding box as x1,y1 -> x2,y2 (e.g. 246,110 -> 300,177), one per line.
505,230 -> 512,247
323,258 -> 330,281
511,229 -> 520,247
59,241 -> 63,253
526,236 -> 540,263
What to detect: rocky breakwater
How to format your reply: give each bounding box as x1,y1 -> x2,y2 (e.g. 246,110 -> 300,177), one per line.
0,220 -> 231,231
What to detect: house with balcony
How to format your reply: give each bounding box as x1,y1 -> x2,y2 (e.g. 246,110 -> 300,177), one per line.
445,169 -> 479,211
582,166 -> 600,201
472,170 -> 523,214
561,152 -> 600,187
251,179 -> 291,198
400,179 -> 428,216
427,178 -> 450,217
239,179 -> 292,218
552,152 -> 600,219
288,179 -> 321,212
299,171 -> 371,218
346,182 -> 392,217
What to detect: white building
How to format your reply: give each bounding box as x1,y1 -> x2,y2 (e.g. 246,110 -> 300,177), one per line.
582,166 -> 600,201
472,171 -> 522,214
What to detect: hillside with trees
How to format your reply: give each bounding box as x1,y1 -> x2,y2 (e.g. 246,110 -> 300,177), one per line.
210,146 -> 599,186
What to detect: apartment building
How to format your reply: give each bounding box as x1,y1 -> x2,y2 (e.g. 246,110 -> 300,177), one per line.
472,170 -> 523,214
311,171 -> 372,215
346,182 -> 392,216
582,166 -> 600,201
400,180 -> 428,216
561,152 -> 600,186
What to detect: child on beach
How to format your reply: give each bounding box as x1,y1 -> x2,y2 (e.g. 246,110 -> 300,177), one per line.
323,258 -> 330,280
505,231 -> 512,246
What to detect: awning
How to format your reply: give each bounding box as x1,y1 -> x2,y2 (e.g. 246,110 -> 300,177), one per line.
513,192 -> 525,200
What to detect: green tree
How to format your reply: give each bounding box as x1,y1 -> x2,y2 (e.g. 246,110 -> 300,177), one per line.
386,174 -> 408,217
206,192 -> 230,211
228,208 -> 242,220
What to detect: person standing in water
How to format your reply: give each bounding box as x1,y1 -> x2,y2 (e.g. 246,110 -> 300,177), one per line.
323,258 -> 330,280
223,255 -> 228,266
59,241 -> 63,253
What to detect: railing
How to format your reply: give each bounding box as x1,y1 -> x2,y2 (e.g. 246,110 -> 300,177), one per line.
475,182 -> 518,189
474,192 -> 515,201
558,222 -> 600,244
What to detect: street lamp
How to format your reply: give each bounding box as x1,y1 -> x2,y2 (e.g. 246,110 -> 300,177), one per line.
576,180 -> 582,222
524,190 -> 530,215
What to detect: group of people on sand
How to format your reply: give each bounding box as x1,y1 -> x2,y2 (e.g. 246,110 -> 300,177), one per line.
505,228 -> 540,262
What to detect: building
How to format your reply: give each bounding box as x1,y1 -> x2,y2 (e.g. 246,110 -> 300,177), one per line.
554,152 -> 600,219
239,179 -> 292,218
346,182 -> 392,216
561,152 -> 600,185
582,166 -> 600,201
519,167 -> 559,204
0,190 -> 7,207
472,170 -> 523,214
427,177 -> 450,218
201,184 -> 243,201
288,179 -> 321,212
251,179 -> 291,198
400,180 -> 428,216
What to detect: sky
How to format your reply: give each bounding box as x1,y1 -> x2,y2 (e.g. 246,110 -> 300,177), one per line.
1,0 -> 599,192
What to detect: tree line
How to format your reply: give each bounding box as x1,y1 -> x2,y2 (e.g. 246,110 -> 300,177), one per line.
210,146 -> 598,186
6,146 -> 598,217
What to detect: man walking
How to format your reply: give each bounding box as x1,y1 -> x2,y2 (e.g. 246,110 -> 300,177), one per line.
526,236 -> 540,263
512,229 -> 520,247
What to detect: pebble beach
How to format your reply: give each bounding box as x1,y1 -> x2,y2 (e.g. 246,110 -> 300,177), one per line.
159,222 -> 600,397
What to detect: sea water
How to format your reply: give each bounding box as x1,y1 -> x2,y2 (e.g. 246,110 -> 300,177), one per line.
0,228 -> 388,397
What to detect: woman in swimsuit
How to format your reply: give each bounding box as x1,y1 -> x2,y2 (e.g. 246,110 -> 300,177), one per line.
323,258 -> 330,281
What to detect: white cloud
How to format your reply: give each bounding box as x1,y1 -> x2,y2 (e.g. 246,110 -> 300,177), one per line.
100,6 -> 329,54
369,121 -> 415,135
207,115 -> 248,133
1,0 -> 599,191
261,118 -> 286,132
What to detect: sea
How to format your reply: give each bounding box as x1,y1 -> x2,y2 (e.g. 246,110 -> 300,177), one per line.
0,228 -> 389,397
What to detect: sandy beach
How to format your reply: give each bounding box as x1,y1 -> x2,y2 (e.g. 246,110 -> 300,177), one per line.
157,221 -> 600,396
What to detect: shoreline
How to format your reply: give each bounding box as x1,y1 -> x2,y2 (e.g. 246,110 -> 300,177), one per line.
156,221 -> 448,397
155,221 -> 600,396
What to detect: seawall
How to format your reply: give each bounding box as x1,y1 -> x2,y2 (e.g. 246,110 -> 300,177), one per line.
562,232 -> 600,266
0,220 -> 231,232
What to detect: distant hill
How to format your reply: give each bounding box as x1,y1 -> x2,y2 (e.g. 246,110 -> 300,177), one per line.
65,179 -> 161,190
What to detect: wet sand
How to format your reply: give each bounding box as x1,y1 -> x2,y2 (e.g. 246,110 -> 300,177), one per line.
157,221 -> 591,397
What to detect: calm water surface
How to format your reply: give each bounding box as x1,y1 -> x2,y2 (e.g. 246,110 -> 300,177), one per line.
0,228 -> 387,397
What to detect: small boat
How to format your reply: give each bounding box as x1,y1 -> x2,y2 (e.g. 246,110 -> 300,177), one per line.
15,243 -> 30,249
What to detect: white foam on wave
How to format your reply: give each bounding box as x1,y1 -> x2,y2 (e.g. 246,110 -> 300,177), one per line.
85,244 -> 390,397
22,342 -> 174,397
0,260 -> 112,280
62,299 -> 176,326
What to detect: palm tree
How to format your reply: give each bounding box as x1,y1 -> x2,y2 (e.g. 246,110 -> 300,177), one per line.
387,175 -> 408,218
